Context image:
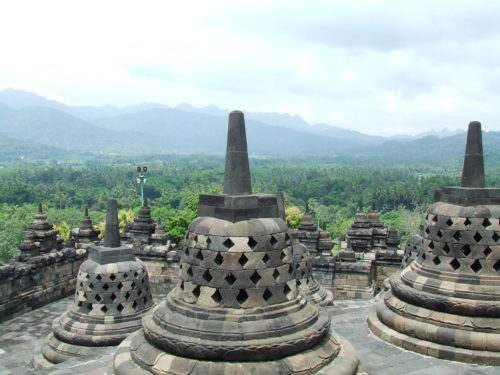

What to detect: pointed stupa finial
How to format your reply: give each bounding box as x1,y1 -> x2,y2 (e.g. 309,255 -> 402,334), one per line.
461,121 -> 485,188
223,110 -> 252,195
84,207 -> 89,217
38,202 -> 43,213
144,197 -> 148,207
103,199 -> 121,248
305,202 -> 310,213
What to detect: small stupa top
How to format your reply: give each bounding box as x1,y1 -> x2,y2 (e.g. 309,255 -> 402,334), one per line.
436,121 -> 500,205
79,207 -> 93,229
367,212 -> 383,226
30,202 -> 54,231
198,110 -> 280,222
297,204 -> 317,231
89,199 -> 135,264
128,198 -> 155,234
354,212 -> 369,225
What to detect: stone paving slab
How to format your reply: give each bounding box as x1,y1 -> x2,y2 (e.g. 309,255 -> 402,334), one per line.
0,296 -> 500,374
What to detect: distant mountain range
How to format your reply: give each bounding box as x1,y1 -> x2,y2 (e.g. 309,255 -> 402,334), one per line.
1,87 -> 495,165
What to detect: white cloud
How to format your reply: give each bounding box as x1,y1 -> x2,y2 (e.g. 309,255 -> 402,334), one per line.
0,0 -> 499,135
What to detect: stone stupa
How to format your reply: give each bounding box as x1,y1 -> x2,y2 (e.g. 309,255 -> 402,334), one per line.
110,111 -> 358,374
368,121 -> 500,364
70,207 -> 101,248
34,199 -> 154,368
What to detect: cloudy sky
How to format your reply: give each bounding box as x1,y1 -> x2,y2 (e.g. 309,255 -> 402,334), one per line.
1,0 -> 499,135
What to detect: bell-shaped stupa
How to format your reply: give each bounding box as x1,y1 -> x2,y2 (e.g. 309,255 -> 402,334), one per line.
34,199 -> 154,368
110,111 -> 358,374
368,121 -> 500,364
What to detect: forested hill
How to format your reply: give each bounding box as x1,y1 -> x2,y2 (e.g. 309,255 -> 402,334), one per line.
3,88 -> 497,165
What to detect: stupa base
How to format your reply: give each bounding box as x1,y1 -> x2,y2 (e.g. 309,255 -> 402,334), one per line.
367,301 -> 500,365
109,329 -> 358,375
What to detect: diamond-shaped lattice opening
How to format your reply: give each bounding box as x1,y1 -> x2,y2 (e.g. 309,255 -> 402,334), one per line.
103,283 -> 109,291
96,275 -> 102,281
214,253 -> 224,266
471,259 -> 482,273
450,258 -> 460,270
288,264 -> 293,275
432,215 -> 438,223
239,254 -> 249,267
185,248 -> 190,256
192,285 -> 201,298
143,297 -> 148,304
297,279 -> 302,286
85,273 -> 90,280
206,236 -> 212,245
263,288 -> 272,302
483,218 -> 492,228
117,303 -> 124,313
453,231 -> 462,241
494,260 -> 500,273
425,227 -> 430,235
273,269 -> 280,280
202,269 -> 213,283
141,278 -> 145,284
422,253 -> 427,260
462,244 -> 471,256
262,253 -> 270,264
436,230 -> 443,239
443,243 -> 451,254
132,301 -> 138,309
425,214 -> 429,220
211,289 -> 222,303
473,232 -> 483,243
196,250 -> 204,261
250,271 -> 261,285
110,273 -> 116,281
77,301 -> 83,307
270,236 -> 278,246
236,289 -> 248,304
284,283 -> 291,296
484,246 -> 493,257
432,256 -> 441,265
123,273 -> 128,279
131,281 -> 136,288
428,241 -> 435,249
79,281 -> 83,287
285,232 -> 290,241
223,238 -> 234,249
101,305 -> 108,313
186,267 -> 193,278
89,282 -> 94,289
117,282 -> 123,290
87,303 -> 93,312
464,218 -> 472,227
225,272 -> 236,285
493,232 -> 500,242
280,250 -> 287,261
125,291 -> 131,300
138,289 -> 143,296
110,293 -> 117,301
134,271 -> 139,278
248,237 -> 258,249
446,218 -> 453,227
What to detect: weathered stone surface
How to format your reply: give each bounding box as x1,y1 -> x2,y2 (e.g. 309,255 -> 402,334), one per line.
71,208 -> 101,248
35,199 -> 154,369
368,121 -> 500,365
110,111 -> 357,374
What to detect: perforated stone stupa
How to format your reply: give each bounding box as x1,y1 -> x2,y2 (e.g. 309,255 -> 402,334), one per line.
34,199 -> 154,368
292,231 -> 334,307
110,110 -> 358,374
368,121 -> 500,364
121,198 -> 156,245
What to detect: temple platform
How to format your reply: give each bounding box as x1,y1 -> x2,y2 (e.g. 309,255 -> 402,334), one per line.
0,295 -> 498,374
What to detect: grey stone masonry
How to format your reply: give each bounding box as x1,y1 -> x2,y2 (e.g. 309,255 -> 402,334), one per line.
34,199 -> 154,370
109,111 -> 358,374
18,203 -> 63,259
368,121 -> 500,365
70,208 -> 101,248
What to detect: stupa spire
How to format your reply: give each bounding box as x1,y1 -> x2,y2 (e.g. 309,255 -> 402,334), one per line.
461,121 -> 485,188
223,110 -> 252,195
103,199 -> 120,248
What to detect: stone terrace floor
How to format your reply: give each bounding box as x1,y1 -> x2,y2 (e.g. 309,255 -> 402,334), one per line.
0,296 -> 499,374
